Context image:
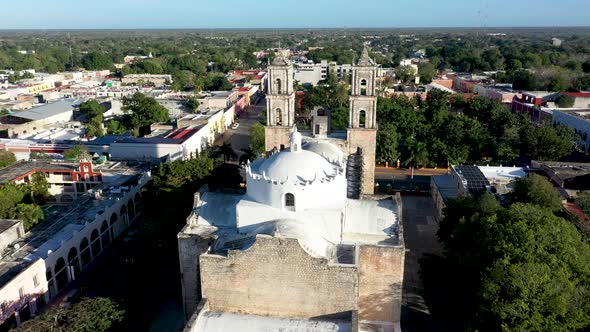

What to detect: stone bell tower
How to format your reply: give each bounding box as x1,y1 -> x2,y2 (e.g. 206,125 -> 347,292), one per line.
265,50 -> 296,152
347,46 -> 378,196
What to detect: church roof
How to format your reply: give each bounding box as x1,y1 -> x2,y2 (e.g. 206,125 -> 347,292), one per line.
193,310 -> 352,332
357,46 -> 375,67
303,141 -> 344,164
256,149 -> 338,182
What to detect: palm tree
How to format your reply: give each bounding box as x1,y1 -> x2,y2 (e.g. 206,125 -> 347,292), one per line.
239,147 -> 257,165
404,139 -> 429,179
216,142 -> 237,163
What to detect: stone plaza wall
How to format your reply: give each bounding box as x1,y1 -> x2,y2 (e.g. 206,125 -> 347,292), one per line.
199,235 -> 357,318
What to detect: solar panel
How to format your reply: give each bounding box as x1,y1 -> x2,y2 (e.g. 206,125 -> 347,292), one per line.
455,165 -> 489,195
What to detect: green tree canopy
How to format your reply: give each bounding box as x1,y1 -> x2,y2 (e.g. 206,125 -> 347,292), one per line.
510,174 -> 563,211
0,151 -> 17,168
19,297 -> 124,332
81,52 -> 113,70
250,123 -> 266,155
0,183 -> 45,231
376,123 -> 399,164
512,69 -> 536,91
418,62 -> 436,84
555,93 -> 575,108
422,192 -> 590,331
63,145 -> 90,161
79,100 -> 105,118
186,97 -> 200,112
122,93 -> 170,135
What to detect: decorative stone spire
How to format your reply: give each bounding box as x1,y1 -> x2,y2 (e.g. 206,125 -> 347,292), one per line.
271,49 -> 290,66
357,45 -> 375,67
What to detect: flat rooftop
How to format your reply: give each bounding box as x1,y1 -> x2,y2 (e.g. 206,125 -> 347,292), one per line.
114,125 -> 205,145
9,99 -> 77,121
190,310 -> 351,332
0,168 -> 145,288
432,175 -> 460,202
0,161 -> 76,184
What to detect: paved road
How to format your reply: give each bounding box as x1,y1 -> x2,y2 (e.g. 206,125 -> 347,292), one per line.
375,167 -> 449,180
400,195 -> 443,332
217,97 -> 265,155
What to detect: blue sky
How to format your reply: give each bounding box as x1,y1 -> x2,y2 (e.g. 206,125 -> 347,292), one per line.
2,0 -> 589,29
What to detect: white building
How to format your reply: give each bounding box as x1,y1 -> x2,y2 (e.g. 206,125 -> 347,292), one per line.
0,169 -> 148,329
179,129 -> 405,332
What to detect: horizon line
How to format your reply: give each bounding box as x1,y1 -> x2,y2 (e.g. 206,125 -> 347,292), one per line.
1,25 -> 590,32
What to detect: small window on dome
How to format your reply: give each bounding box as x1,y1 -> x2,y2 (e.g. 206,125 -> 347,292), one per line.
285,193 -> 295,208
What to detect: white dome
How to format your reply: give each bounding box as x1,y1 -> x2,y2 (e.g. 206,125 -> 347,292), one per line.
258,149 -> 337,182
303,141 -> 344,163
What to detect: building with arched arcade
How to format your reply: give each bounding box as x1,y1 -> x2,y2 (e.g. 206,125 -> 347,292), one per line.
0,167 -> 149,329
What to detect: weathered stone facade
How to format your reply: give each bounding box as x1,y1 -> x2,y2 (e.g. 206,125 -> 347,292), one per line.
357,245 -> 405,332
265,52 -> 296,152
264,126 -> 292,152
348,128 -> 377,196
200,236 -> 358,318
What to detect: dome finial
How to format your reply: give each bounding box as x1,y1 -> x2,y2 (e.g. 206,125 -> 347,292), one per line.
290,125 -> 302,153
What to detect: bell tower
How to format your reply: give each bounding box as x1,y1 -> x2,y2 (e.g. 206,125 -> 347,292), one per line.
347,46 -> 378,195
265,50 -> 296,151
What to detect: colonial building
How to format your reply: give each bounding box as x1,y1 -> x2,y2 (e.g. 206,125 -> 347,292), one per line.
178,48 -> 404,332
265,46 -> 378,197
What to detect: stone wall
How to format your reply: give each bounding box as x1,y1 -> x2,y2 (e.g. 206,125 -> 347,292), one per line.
265,126 -> 291,152
357,245 -> 405,332
199,235 -> 357,318
347,128 -> 377,195
178,190 -> 216,319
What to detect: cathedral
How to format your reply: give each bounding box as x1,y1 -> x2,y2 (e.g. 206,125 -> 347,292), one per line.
178,47 -> 405,332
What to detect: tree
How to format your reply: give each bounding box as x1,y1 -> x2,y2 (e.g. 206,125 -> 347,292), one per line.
80,100 -> 105,138
150,153 -> 214,193
86,116 -> 105,138
106,119 -> 128,135
19,297 -> 124,332
548,74 -> 568,92
423,191 -> 590,331
204,74 -> 232,91
213,143 -> 237,163
480,204 -> 590,331
510,174 -> 563,212
404,138 -> 429,179
239,147 -> 257,165
16,203 -> 45,230
81,52 -> 113,70
555,93 -> 575,108
79,100 -> 105,118
0,151 -> 16,168
520,125 -> 574,161
512,70 -> 536,91
122,93 -> 170,135
250,123 -> 265,155
376,123 -> 399,165
30,172 -> 51,204
576,192 -> 590,215
186,97 -> 200,112
63,145 -> 90,161
395,65 -> 416,83
418,62 -> 436,84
